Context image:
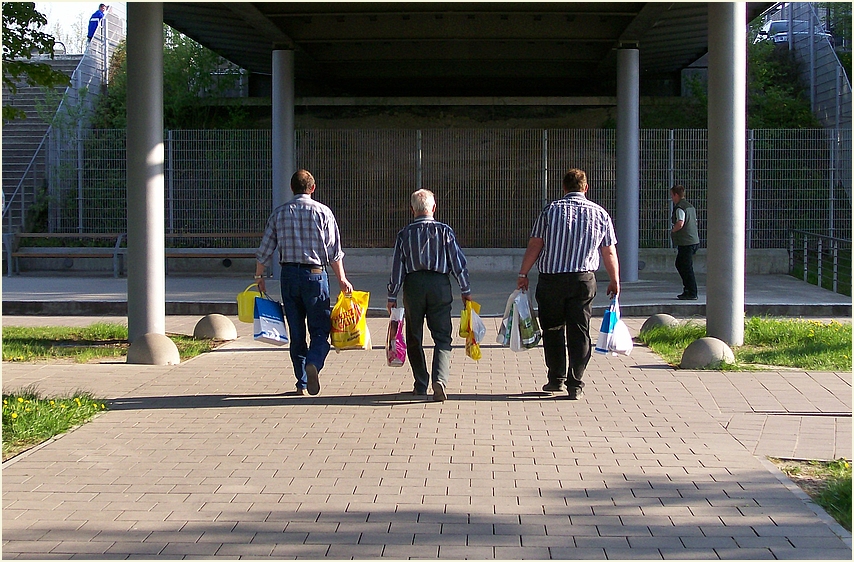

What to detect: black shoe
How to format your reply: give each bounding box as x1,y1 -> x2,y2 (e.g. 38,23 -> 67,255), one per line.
542,381 -> 567,392
677,293 -> 698,300
568,387 -> 584,400
413,388 -> 427,396
306,363 -> 320,395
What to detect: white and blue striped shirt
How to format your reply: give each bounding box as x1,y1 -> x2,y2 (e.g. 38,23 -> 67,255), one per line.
387,216 -> 471,302
256,194 -> 345,267
530,192 -> 616,274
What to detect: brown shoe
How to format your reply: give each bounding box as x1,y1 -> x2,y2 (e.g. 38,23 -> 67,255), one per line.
306,363 -> 320,396
568,387 -> 584,400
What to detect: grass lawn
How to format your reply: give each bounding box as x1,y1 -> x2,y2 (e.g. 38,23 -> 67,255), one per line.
2,387 -> 107,461
2,323 -> 221,363
636,316 -> 852,371
771,458 -> 852,532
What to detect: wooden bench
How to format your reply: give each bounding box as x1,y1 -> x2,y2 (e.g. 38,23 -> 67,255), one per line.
163,233 -> 262,275
4,233 -> 126,277
2,232 -> 264,276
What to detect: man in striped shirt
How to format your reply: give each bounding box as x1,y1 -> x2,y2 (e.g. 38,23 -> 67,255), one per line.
517,169 -> 621,400
255,169 -> 354,396
387,189 -> 473,402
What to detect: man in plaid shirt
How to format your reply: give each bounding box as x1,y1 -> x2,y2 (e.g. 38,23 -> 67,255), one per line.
255,169 -> 353,396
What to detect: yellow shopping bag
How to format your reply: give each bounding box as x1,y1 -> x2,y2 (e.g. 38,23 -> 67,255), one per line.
330,290 -> 371,350
237,283 -> 262,323
462,300 -> 485,361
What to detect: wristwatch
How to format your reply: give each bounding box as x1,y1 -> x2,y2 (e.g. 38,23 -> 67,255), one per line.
254,275 -> 263,279
518,273 -> 527,278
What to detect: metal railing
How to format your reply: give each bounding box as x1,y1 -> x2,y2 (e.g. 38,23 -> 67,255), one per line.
762,3 -> 852,130
2,9 -> 125,234
789,230 -> 852,295
42,127 -> 851,250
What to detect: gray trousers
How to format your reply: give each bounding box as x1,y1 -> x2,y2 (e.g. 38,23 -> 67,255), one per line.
402,270 -> 453,393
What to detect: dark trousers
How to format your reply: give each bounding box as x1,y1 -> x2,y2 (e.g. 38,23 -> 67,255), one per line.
675,244 -> 699,297
280,264 -> 331,389
535,272 -> 597,389
402,270 -> 453,393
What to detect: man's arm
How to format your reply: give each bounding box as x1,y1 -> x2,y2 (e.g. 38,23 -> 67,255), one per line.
517,237 -> 544,290
329,259 -> 353,295
600,244 -> 620,297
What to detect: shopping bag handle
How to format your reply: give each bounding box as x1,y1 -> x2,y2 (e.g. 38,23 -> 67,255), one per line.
243,282 -> 260,293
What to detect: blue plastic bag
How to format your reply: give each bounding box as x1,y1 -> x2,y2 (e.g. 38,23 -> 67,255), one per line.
254,296 -> 289,346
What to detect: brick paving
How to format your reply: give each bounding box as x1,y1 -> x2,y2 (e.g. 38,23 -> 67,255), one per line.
2,315 -> 851,559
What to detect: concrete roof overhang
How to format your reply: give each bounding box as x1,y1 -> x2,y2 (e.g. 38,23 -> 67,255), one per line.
162,2 -> 772,97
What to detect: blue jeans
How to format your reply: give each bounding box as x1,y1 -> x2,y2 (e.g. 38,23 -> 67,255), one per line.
280,264 -> 331,390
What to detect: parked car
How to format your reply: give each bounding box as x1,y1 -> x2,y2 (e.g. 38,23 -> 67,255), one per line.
754,19 -> 834,46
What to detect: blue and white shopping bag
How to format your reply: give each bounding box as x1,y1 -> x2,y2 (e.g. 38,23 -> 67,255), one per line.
253,296 -> 289,346
594,298 -> 619,354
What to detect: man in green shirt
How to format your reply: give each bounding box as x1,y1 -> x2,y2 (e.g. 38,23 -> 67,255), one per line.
670,185 -> 700,300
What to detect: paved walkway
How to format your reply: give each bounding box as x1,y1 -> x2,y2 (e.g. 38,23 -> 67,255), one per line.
2,312 -> 851,559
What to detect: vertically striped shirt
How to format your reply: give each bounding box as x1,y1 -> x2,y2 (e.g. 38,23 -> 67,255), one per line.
530,192 -> 617,274
256,194 -> 345,267
387,216 -> 471,302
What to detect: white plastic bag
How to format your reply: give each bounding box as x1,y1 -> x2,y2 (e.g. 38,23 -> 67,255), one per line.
595,297 -> 632,356
497,290 -> 540,352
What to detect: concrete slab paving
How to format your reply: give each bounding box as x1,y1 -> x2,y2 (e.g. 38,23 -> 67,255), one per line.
2,270 -> 851,558
2,313 -> 851,559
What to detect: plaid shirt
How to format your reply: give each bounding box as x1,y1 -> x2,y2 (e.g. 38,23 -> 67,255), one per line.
256,194 -> 345,267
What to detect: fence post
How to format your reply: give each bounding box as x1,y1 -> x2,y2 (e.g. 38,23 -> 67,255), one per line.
746,129 -> 754,249
542,129 -> 548,209
668,130 -> 674,249
830,128 -> 837,240
789,231 -> 794,274
832,239 -> 838,293
167,130 -> 174,233
803,237 -> 808,281
416,129 -> 422,190
77,125 -> 84,233
817,238 -> 823,289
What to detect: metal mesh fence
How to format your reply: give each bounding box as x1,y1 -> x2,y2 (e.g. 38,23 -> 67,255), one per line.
46,128 -> 852,249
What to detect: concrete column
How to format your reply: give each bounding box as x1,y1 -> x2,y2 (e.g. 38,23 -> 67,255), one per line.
272,50 -> 295,209
706,3 -> 746,346
616,48 -> 640,282
126,2 -> 166,343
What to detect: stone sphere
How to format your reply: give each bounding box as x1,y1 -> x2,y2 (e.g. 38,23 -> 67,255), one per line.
680,337 -> 735,369
127,333 -> 181,365
193,314 -> 237,341
640,313 -> 680,333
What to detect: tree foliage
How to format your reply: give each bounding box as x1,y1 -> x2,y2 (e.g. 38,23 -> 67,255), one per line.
2,2 -> 71,121
92,25 -> 250,129
746,34 -> 821,129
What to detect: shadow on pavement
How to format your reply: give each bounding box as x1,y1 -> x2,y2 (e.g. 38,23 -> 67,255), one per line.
107,390 -> 574,410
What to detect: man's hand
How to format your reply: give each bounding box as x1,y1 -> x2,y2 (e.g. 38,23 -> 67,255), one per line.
517,276 -> 529,291
386,301 -> 395,316
606,279 -> 620,297
461,293 -> 473,307
256,277 -> 266,294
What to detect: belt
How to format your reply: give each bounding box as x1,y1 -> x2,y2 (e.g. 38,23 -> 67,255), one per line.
281,262 -> 324,273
